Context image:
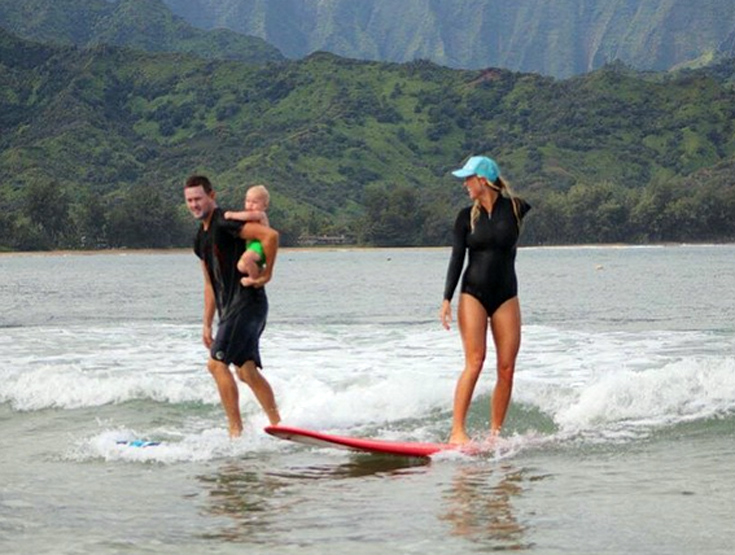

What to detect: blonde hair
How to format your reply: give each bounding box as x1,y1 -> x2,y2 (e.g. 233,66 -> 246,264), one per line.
470,176 -> 523,232
246,184 -> 270,209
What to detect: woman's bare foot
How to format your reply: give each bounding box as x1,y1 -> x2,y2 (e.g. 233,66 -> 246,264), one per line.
448,430 -> 471,445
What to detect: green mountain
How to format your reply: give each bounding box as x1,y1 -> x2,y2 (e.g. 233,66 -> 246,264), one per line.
163,0 -> 735,78
0,0 -> 283,64
1,29 -> 735,251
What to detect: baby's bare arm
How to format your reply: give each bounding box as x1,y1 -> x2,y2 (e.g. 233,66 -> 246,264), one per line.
224,209 -> 267,224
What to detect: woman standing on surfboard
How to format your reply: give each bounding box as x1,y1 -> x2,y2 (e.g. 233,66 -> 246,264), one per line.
440,156 -> 531,444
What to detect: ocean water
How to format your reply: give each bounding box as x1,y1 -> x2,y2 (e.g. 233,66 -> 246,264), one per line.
1,245 -> 734,554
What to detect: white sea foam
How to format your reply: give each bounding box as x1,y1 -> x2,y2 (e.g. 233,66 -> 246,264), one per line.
267,325 -> 460,431
518,326 -> 735,440
0,362 -> 216,410
550,356 -> 735,431
3,320 -> 734,451
65,426 -> 280,464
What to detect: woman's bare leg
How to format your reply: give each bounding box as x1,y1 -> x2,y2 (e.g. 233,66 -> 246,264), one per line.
449,294 -> 489,444
489,297 -> 521,435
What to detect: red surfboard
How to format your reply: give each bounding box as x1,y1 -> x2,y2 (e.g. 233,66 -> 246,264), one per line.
265,425 -> 456,458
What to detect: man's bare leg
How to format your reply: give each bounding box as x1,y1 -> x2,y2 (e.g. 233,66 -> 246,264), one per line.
236,361 -> 281,425
207,358 -> 243,437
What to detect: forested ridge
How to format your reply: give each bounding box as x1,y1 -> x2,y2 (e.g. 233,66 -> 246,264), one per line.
164,0 -> 735,78
2,27 -> 735,251
0,0 -> 283,64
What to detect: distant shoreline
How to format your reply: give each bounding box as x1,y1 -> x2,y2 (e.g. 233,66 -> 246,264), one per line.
1,242 -> 733,257
0,246 -> 444,257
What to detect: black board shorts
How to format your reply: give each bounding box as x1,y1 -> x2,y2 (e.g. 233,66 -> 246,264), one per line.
210,295 -> 268,369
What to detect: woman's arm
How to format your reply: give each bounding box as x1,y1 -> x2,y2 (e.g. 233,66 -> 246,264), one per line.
439,211 -> 468,330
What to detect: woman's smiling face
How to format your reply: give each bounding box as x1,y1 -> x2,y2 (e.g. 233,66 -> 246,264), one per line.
463,175 -> 485,200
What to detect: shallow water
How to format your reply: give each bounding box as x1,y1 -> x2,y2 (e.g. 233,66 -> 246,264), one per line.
1,245 -> 734,553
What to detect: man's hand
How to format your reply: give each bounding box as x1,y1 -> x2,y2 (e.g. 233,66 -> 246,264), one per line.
202,323 -> 213,348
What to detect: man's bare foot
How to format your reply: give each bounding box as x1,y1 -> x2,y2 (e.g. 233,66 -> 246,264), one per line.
265,407 -> 281,426
229,425 -> 243,439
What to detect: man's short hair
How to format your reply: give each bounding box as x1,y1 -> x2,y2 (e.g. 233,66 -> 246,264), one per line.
185,175 -> 213,193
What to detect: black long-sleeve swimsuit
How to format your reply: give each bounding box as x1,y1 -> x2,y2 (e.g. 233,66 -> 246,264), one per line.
443,196 -> 530,316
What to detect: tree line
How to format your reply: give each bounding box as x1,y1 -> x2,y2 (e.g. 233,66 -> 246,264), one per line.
2,171 -> 733,252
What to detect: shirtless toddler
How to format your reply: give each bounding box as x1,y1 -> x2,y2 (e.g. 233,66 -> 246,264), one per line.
225,185 -> 270,287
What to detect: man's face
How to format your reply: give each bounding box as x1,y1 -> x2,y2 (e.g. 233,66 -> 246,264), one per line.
184,186 -> 215,220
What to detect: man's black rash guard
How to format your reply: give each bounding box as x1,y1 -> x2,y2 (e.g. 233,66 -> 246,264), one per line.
194,208 -> 266,321
443,196 -> 531,317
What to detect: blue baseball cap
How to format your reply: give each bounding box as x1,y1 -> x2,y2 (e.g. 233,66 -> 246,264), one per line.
451,156 -> 500,182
